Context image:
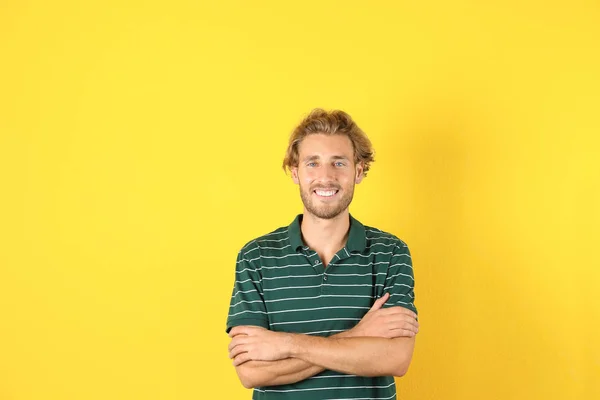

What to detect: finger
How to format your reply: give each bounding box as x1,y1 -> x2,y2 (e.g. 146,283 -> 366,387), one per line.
229,325 -> 259,338
405,322 -> 419,334
389,307 -> 418,320
383,314 -> 418,332
369,292 -> 390,312
388,328 -> 417,338
380,306 -> 418,319
228,336 -> 247,352
229,344 -> 247,359
233,352 -> 251,366
228,326 -> 245,337
389,314 -> 420,330
398,314 -> 419,329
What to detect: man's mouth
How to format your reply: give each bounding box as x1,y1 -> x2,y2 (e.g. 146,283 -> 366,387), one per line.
314,189 -> 339,198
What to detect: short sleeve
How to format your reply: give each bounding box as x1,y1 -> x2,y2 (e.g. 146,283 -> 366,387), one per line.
382,241 -> 417,317
226,246 -> 270,333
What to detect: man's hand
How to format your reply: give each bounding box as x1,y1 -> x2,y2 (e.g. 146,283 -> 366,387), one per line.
346,292 -> 419,338
229,326 -> 292,366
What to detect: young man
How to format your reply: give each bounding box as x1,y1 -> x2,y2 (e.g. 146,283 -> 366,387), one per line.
226,109 -> 419,400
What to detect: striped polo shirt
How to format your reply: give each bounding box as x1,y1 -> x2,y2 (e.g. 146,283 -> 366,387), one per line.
226,214 -> 417,400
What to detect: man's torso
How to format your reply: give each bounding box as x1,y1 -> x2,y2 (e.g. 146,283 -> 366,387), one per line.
227,215 -> 416,400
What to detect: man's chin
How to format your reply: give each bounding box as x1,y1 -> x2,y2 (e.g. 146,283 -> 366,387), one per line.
305,206 -> 346,220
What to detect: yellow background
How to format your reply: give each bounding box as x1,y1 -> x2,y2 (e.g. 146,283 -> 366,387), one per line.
1,1 -> 599,399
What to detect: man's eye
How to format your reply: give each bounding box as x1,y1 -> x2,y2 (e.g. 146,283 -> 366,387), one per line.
335,162 -> 345,167
307,162 -> 317,167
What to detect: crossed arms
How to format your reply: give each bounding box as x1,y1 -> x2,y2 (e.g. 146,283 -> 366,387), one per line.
227,293 -> 419,389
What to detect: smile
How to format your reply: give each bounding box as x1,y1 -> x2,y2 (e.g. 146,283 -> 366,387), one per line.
314,189 -> 339,197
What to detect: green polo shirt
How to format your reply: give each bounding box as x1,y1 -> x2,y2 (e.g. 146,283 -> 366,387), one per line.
226,214 -> 417,400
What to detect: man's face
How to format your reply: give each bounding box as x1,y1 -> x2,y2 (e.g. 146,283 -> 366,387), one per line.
292,133 -> 364,220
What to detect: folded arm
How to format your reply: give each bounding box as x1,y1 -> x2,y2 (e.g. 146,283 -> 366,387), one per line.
229,293 -> 419,388
289,334 -> 415,377
232,358 -> 324,389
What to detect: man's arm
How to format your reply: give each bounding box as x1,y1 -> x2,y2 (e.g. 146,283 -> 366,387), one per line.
289,334 -> 415,377
229,293 -> 419,387
232,358 -> 323,389
231,327 -> 368,388
231,328 -> 415,379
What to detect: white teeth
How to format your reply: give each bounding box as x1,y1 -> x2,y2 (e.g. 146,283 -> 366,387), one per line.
316,190 -> 336,197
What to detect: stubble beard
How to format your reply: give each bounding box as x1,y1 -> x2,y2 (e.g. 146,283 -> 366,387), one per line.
299,183 -> 355,220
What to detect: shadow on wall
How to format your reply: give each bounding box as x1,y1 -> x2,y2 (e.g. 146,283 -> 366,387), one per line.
395,100 -> 577,399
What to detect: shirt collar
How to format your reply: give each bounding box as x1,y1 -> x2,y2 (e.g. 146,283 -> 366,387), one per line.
288,213 -> 366,253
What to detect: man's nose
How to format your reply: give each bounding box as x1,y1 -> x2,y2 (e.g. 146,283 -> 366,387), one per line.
316,164 -> 337,182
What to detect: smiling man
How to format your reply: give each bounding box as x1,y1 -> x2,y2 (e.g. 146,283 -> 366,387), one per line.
226,109 -> 419,400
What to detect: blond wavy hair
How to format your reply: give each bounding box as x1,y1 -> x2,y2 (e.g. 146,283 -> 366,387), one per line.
282,109 -> 375,176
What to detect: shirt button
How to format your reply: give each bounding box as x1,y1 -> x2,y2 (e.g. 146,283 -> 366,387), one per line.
323,275 -> 328,281
314,260 -> 319,265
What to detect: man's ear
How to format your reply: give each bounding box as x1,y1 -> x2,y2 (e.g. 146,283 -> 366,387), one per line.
355,161 -> 365,184
291,167 -> 299,184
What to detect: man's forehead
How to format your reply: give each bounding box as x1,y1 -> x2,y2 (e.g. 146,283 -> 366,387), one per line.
297,134 -> 354,158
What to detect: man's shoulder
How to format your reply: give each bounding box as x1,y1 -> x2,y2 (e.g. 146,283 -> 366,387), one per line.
238,225 -> 291,256
363,224 -> 409,250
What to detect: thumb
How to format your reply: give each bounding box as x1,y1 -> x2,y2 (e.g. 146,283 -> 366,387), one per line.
369,292 -> 389,312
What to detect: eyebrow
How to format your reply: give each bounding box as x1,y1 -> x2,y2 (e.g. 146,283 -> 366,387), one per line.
301,155 -> 350,163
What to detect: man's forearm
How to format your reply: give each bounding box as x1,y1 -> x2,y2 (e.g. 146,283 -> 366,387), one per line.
233,330 -> 353,388
234,357 -> 324,388
229,302 -> 419,387
288,335 -> 415,377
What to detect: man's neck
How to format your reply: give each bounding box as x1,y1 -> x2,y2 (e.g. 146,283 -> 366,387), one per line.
300,210 -> 350,265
